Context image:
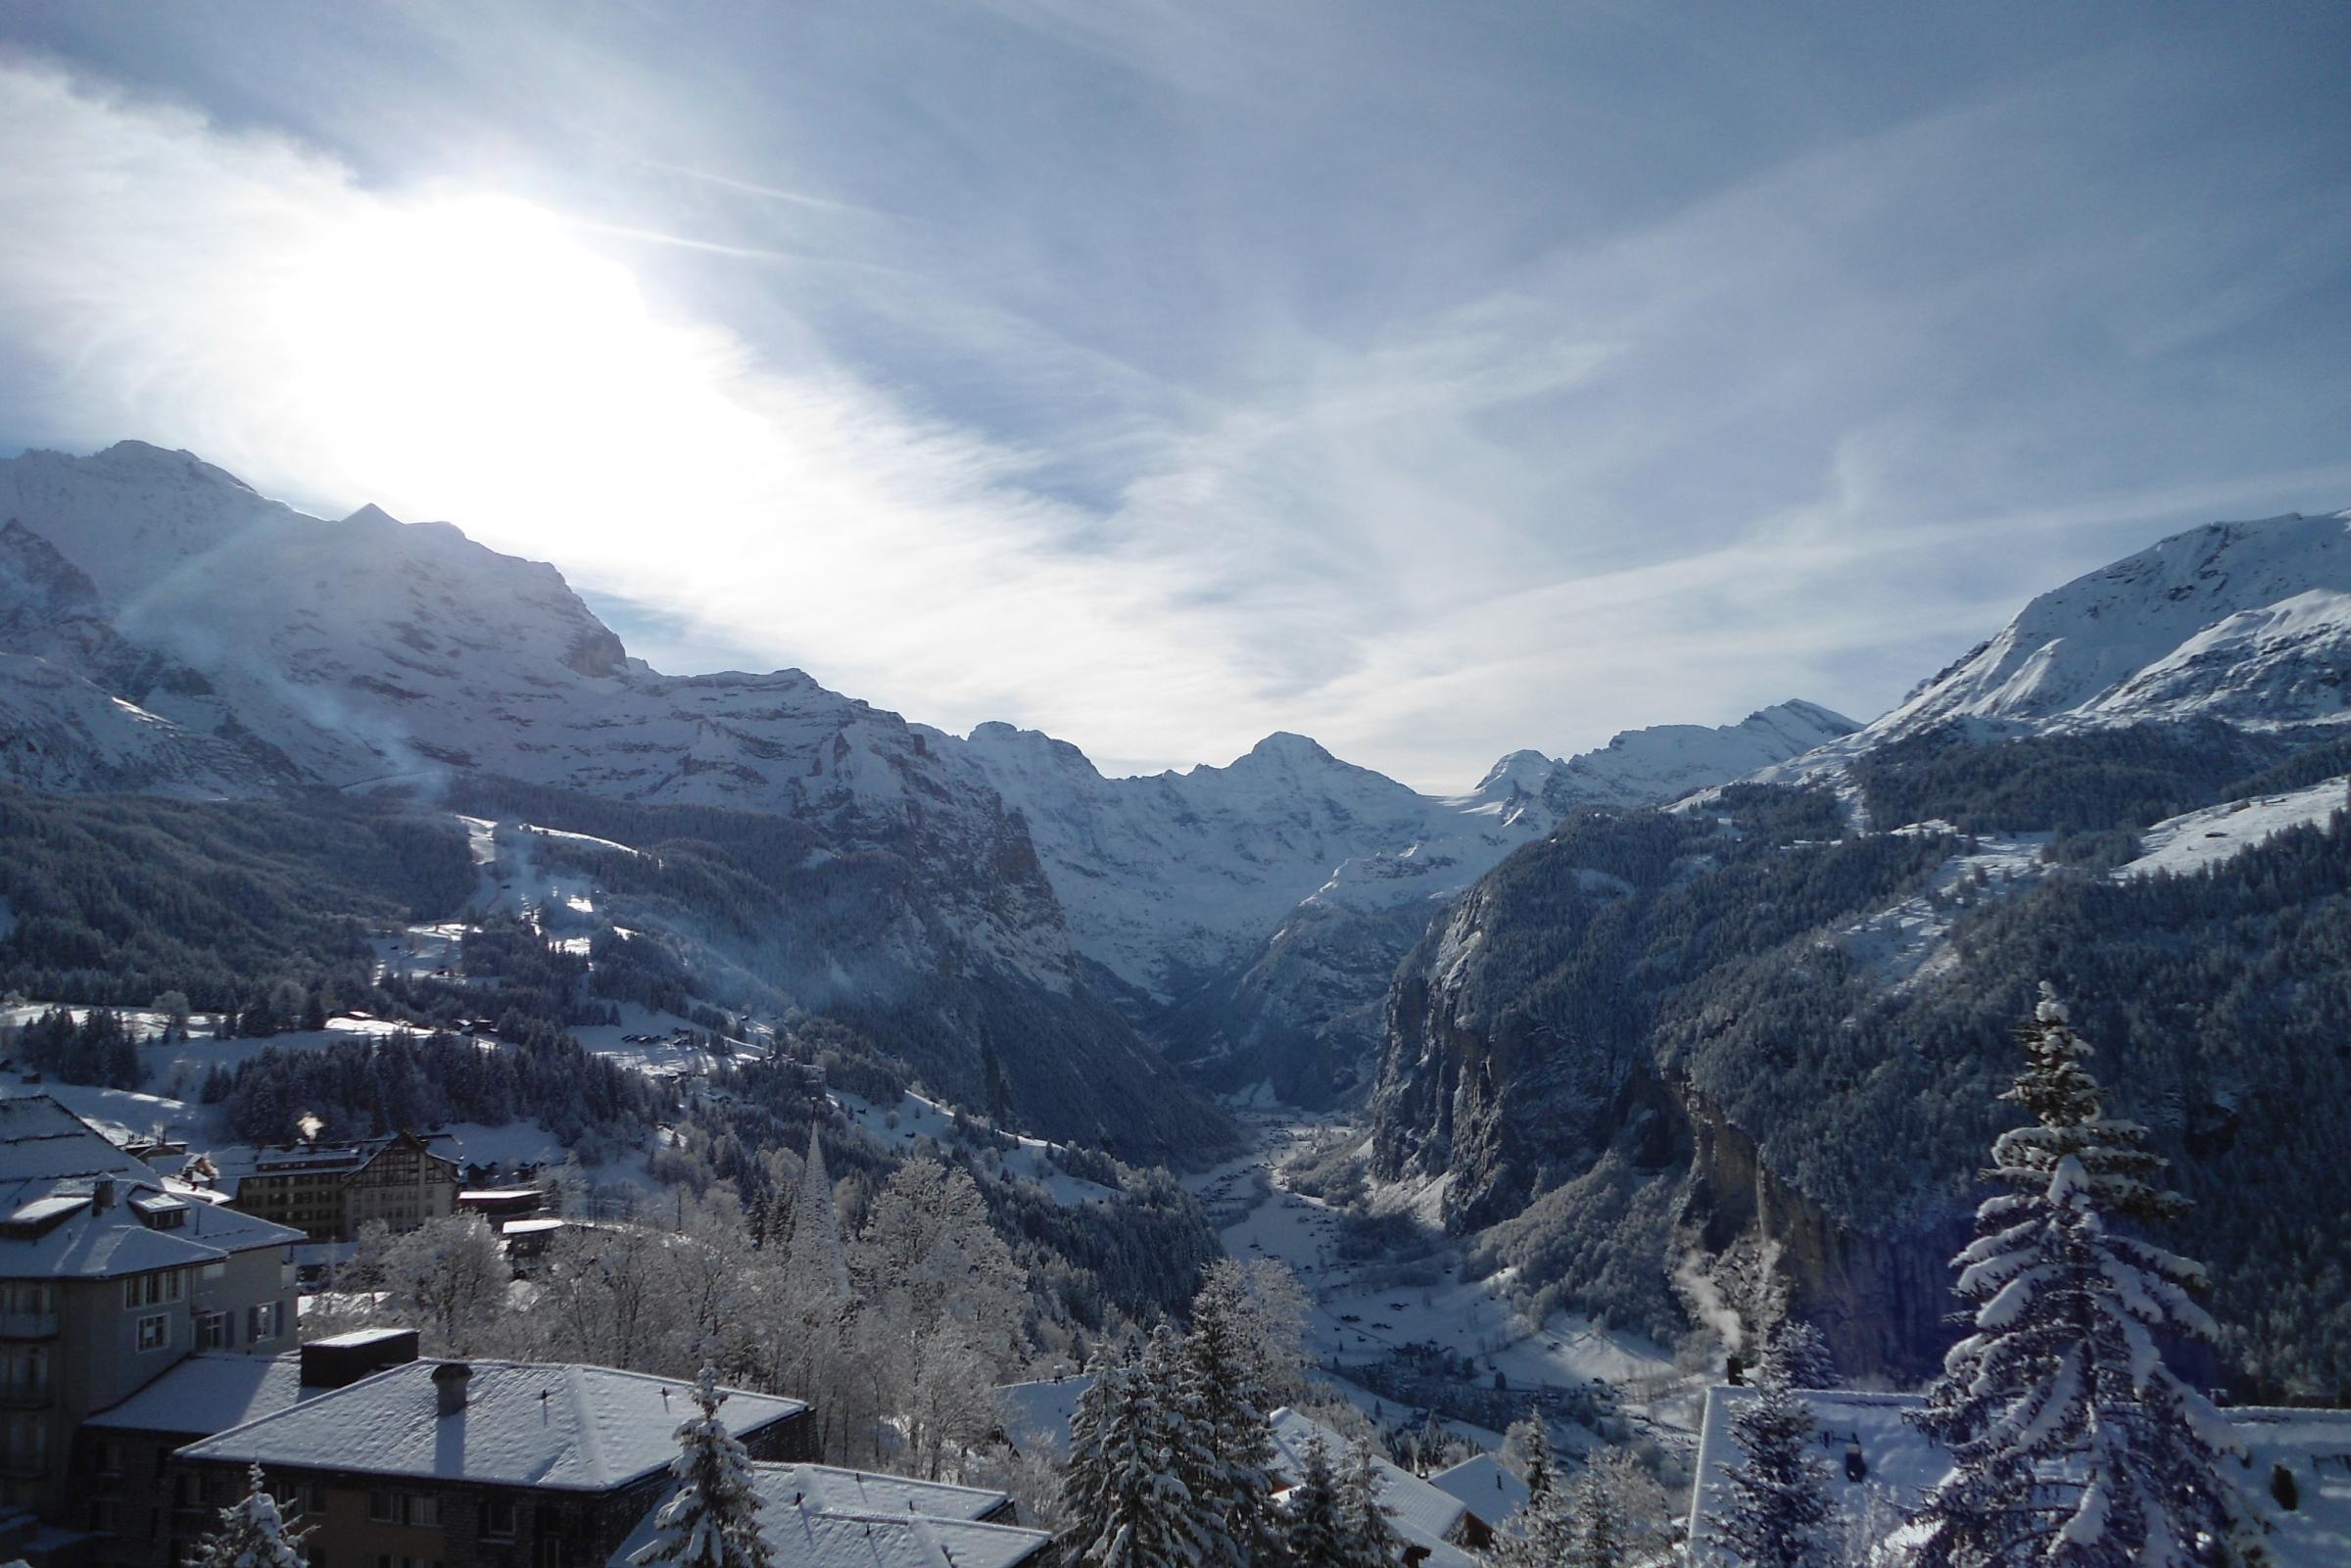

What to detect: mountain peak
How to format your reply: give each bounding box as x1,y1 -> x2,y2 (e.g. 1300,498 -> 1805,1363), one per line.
1239,731 -> 1334,767
342,502 -> 403,528
1472,748 -> 1558,798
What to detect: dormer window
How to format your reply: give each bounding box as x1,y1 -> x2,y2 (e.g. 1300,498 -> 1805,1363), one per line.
133,1194 -> 189,1230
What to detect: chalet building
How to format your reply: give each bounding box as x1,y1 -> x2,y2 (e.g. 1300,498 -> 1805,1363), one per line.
0,1097 -> 301,1526
169,1359 -> 815,1568
75,1330 -> 421,1568
216,1132 -> 461,1244
1267,1408 -> 1487,1568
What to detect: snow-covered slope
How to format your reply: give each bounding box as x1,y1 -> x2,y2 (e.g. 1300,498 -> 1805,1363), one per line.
0,652 -> 260,795
1754,511 -> 2351,793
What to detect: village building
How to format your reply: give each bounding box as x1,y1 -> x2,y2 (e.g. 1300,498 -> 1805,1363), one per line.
208,1132 -> 462,1244
74,1329 -> 421,1568
606,1464 -> 1047,1568
1268,1407 -> 1491,1568
1427,1450 -> 1531,1532
1685,1385 -> 2351,1567
0,1097 -> 301,1531
169,1358 -> 815,1568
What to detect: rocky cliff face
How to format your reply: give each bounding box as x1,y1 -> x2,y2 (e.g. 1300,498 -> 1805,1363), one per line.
1365,508 -> 2351,1387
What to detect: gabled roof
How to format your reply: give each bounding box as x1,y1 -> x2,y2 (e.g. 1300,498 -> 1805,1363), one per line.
608,1462 -> 1042,1568
746,1464 -> 1012,1522
1268,1407 -> 1476,1568
176,1360 -> 810,1493
0,1171 -> 302,1279
1429,1450 -> 1531,1528
0,1095 -> 149,1187
1686,1386 -> 2351,1568
86,1353 -> 311,1436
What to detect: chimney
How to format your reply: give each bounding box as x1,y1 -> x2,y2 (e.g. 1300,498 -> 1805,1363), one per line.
432,1360 -> 472,1416
93,1177 -> 116,1210
301,1327 -> 419,1389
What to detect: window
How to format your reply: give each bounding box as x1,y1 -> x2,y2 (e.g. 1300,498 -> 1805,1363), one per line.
246,1301 -> 284,1344
135,1312 -> 168,1353
196,1311 -> 229,1351
536,1541 -> 563,1568
483,1498 -> 516,1540
122,1270 -> 181,1307
368,1494 -> 438,1527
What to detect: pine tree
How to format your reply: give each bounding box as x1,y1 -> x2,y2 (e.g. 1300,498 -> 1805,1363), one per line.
1707,1324 -> 1835,1568
1907,984 -> 2242,1568
1064,1345 -> 1207,1568
1504,1415 -> 1556,1500
1565,1463 -> 1622,1568
192,1464 -> 310,1568
1336,1437 -> 1402,1568
1282,1435 -> 1350,1568
1182,1265 -> 1282,1567
630,1367 -> 770,1568
1767,1318 -> 1840,1392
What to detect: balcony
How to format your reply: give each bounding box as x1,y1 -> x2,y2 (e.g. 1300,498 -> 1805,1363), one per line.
0,1312 -> 57,1340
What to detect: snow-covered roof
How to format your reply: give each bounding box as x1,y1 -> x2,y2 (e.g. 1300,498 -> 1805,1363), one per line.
608,1463 -> 1038,1568
992,1373 -> 1094,1457
86,1352 -> 311,1436
176,1360 -> 809,1493
1268,1407 -> 1475,1568
1428,1450 -> 1531,1529
0,1168 -> 301,1280
0,1095 -> 150,1186
744,1463 -> 1012,1522
1686,1386 -> 2351,1567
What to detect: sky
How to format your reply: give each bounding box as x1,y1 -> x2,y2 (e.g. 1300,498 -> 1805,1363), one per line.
0,3 -> 2347,790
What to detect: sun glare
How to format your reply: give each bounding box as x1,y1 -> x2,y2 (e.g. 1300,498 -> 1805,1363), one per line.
255,193 -> 770,562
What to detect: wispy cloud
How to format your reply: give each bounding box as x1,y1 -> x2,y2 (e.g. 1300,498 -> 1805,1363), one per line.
0,5 -> 2345,789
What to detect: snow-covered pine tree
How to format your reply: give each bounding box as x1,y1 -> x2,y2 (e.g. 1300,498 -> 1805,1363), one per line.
1282,1434 -> 1350,1568
1336,1437 -> 1402,1568
1565,1462 -> 1623,1568
1767,1319 -> 1840,1392
1907,984 -> 2242,1568
1503,1416 -> 1556,1500
1182,1264 -> 1282,1567
1706,1323 -> 1835,1568
631,1366 -> 770,1568
1492,1421 -> 1573,1568
193,1464 -> 310,1568
1063,1344 -> 1207,1568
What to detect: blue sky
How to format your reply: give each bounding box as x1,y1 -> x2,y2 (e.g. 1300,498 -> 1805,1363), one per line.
0,2 -> 2346,787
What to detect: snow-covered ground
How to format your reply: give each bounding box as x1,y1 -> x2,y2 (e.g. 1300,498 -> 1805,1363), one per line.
1197,1102 -> 1682,1455
831,1089 -> 1117,1208
2121,776 -> 2346,879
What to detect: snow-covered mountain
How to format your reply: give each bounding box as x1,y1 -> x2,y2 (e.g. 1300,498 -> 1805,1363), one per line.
1752,511 -> 2351,793
964,701 -> 1856,1008
0,443 -> 1212,1152
0,440 -> 1853,1113
963,700 -> 1855,1100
